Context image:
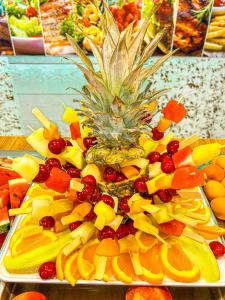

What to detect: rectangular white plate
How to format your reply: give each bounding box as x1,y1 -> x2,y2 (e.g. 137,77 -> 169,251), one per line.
1,188 -> 225,287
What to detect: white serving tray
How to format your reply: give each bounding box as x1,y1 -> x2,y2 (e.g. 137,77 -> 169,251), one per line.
0,188 -> 225,287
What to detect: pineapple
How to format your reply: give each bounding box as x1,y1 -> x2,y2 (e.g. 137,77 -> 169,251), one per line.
66,0 -> 175,166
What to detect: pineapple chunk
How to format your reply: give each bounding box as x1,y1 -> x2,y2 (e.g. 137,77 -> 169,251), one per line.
128,193 -> 145,208
62,105 -> 80,123
70,221 -> 95,244
94,201 -> 116,230
81,164 -> 102,182
146,174 -> 166,194
26,128 -> 49,157
151,205 -> 173,224
61,146 -> 84,170
120,158 -> 149,170
70,179 -> 84,192
50,199 -> 73,215
9,207 -> 32,216
32,198 -> 52,221
63,237 -> 81,256
61,214 -> 81,225
143,140 -> 158,157
12,156 -> 39,182
148,162 -> 162,178
108,215 -> 123,231
130,200 -> 152,214
118,235 -> 139,253
94,255 -> 107,280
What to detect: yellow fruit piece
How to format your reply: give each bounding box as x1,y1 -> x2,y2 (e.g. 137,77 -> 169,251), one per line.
61,145 -> 84,170
4,232 -> 72,274
120,158 -> 149,170
148,162 -> 162,178
96,238 -> 120,257
26,128 -> 49,158
20,214 -> 35,227
143,140 -> 158,157
9,207 -> 32,217
77,239 -> 99,280
121,166 -> 140,179
81,164 -> 102,182
63,237 -> 81,256
161,243 -> 200,283
222,178 -> 225,187
146,174 -> 165,194
61,214 -> 81,226
12,156 -> 39,182
215,155 -> 225,169
135,231 -> 158,253
70,179 -> 84,192
9,225 -> 42,249
130,252 -> 143,275
130,200 -> 152,214
118,235 -> 139,253
70,221 -> 96,244
62,106 -> 80,123
94,255 -> 108,280
211,197 -> 225,220
192,143 -> 221,166
112,254 -> 135,283
204,180 -> 225,200
157,117 -> 172,132
64,251 -> 79,286
94,201 -> 115,230
155,174 -> 173,190
108,215 -> 123,231
195,224 -> 225,237
50,199 -> 74,216
56,249 -> 67,281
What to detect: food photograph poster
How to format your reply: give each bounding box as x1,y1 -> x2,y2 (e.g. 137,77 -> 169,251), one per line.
0,0 -> 224,56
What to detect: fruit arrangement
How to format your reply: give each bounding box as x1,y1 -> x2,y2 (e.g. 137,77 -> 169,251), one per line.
2,1 -> 225,286
203,156 -> 225,220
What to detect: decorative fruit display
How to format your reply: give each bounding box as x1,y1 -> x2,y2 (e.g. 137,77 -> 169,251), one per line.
2,1 -> 225,287
202,155 -> 225,220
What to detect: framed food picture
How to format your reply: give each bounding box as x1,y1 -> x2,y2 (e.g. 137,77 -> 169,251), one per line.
0,0 -> 14,55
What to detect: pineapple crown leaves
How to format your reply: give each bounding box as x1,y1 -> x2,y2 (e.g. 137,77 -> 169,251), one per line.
66,1 -> 175,149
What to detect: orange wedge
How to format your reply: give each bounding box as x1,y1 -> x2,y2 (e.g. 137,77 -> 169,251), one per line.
195,224 -> 225,240
64,251 -> 80,286
9,225 -> 43,249
56,249 -> 67,281
139,244 -> 164,284
135,231 -> 158,253
112,253 -> 137,283
161,243 -> 200,283
103,257 -> 114,282
77,239 -> 99,280
11,230 -> 57,256
95,238 -> 120,257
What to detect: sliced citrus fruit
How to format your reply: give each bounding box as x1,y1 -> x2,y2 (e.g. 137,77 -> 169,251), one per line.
126,287 -> 173,300
95,238 -> 120,257
161,243 -> 200,283
135,231 -> 158,252
139,243 -> 164,284
11,230 -> 57,256
195,224 -> 225,240
77,239 -> 99,280
56,249 -> 67,281
180,199 -> 202,212
112,253 -> 137,283
9,225 -> 43,249
103,257 -> 114,282
64,251 -> 80,286
20,214 -> 36,227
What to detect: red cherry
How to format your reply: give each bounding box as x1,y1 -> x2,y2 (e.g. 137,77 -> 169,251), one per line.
91,187 -> 101,202
39,262 -> 56,279
209,241 -> 225,257
126,219 -> 137,235
156,189 -> 173,203
100,194 -> 115,208
45,158 -> 61,171
119,195 -> 130,213
48,138 -> 66,154
141,113 -> 152,124
33,164 -> 50,183
148,151 -> 161,164
77,184 -> 93,202
69,221 -> 82,231
133,177 -> 148,193
81,175 -> 96,187
116,224 -> 130,240
115,173 -> 126,182
152,127 -> 164,141
84,208 -> 96,221
39,216 -> 55,229
167,140 -> 179,154
161,159 -> 175,174
65,140 -> 72,146
141,192 -> 153,200
160,153 -> 172,162
103,167 -> 117,183
83,137 -> 97,149
63,162 -> 75,170
98,226 -> 116,241
67,167 -> 81,178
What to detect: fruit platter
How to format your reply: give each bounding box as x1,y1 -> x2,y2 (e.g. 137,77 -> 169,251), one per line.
1,0 -> 225,288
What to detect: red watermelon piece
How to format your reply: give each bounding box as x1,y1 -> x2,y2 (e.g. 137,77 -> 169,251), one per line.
0,188 -> 10,208
0,168 -> 20,186
9,178 -> 29,209
172,166 -> 205,189
162,99 -> 186,123
45,167 -> 71,193
0,207 -> 10,233
172,146 -> 195,169
0,232 -> 7,248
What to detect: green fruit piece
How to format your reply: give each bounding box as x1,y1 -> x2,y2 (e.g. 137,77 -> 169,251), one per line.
179,235 -> 220,282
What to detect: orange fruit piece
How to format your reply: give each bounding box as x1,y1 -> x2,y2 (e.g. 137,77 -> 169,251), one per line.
64,251 -> 80,286
56,249 -> 67,281
126,287 -> 172,300
135,231 -> 158,252
139,243 -> 164,284
211,197 -> 225,220
112,253 -> 137,283
203,164 -> 225,182
157,118 -> 172,133
13,291 -> 48,300
121,166 -> 140,179
204,180 -> 225,200
95,238 -> 120,257
161,243 -> 200,283
215,156 -> 225,169
77,239 -> 99,280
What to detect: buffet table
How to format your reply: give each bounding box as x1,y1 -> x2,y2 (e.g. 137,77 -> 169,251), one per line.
0,136 -> 225,300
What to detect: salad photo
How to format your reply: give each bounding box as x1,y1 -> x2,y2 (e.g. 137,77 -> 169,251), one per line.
3,0 -> 45,54
0,0 -> 14,55
142,0 -> 176,54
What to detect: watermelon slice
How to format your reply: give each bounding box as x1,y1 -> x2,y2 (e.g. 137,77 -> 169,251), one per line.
172,166 -> 205,189
0,168 -> 20,186
0,207 -> 10,233
172,146 -> 195,169
162,99 -> 186,123
9,178 -> 29,209
0,188 -> 10,208
0,232 -> 7,248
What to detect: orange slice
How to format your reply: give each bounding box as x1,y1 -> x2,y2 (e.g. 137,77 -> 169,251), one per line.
64,251 -> 80,286
9,225 -> 43,249
112,253 -> 137,283
135,231 -> 158,253
95,238 -> 120,257
139,244 -> 164,284
56,249 -> 67,281
77,239 -> 99,280
161,243 -> 200,283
